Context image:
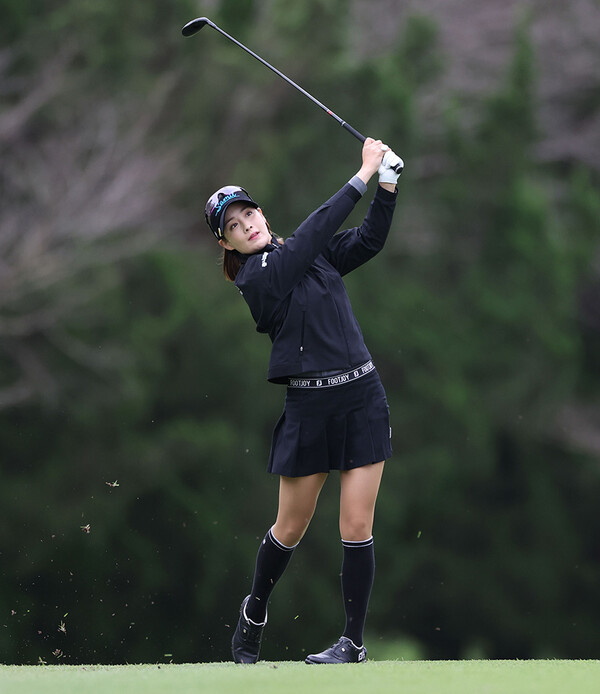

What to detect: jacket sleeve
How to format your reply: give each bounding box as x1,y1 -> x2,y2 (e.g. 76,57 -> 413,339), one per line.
322,185 -> 397,276
237,182 -> 362,303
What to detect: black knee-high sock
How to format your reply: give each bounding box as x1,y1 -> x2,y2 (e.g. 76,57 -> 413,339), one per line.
341,537 -> 375,647
245,527 -> 297,624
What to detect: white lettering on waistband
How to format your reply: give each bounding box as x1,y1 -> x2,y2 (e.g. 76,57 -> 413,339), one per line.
287,361 -> 375,389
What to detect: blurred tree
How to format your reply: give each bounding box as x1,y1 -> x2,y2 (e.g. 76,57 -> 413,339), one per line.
0,50 -> 187,410
351,18 -> 600,659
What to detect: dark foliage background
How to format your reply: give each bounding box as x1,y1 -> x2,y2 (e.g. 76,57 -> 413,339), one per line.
1,0 -> 599,664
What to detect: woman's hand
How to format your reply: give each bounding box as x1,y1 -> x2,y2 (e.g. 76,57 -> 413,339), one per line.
355,138 -> 385,185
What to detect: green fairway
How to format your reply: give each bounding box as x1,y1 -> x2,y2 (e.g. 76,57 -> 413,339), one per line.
1,660 -> 599,694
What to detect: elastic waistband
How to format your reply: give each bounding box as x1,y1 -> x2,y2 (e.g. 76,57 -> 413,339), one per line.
287,361 -> 375,389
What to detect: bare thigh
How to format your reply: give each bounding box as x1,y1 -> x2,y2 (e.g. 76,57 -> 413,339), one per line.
272,473 -> 328,547
339,462 -> 385,541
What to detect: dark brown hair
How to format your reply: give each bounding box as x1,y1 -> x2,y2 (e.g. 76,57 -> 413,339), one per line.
221,220 -> 281,282
222,247 -> 242,282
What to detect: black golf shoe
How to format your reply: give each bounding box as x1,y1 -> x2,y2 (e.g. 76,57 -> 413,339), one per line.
305,636 -> 367,664
231,595 -> 267,664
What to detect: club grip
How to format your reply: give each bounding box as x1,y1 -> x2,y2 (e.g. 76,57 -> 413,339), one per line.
341,121 -> 366,143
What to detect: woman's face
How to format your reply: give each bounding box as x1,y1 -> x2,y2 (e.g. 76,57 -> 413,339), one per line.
218,202 -> 271,254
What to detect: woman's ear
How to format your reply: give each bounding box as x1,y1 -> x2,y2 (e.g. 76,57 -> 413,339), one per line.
219,238 -> 234,251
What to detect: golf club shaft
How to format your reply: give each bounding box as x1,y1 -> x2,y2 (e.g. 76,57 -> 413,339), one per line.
182,17 -> 403,172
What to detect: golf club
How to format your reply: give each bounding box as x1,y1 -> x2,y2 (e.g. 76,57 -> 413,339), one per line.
182,16 -> 404,174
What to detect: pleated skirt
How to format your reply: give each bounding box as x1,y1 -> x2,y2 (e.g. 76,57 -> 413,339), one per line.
267,368 -> 392,478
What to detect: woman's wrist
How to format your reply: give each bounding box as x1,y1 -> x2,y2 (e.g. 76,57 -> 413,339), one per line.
354,169 -> 397,192
355,165 -> 378,185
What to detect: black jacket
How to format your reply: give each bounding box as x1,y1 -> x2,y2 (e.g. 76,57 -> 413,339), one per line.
235,181 -> 397,383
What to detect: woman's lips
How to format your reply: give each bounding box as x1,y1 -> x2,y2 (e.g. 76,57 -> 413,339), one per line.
248,232 -> 259,240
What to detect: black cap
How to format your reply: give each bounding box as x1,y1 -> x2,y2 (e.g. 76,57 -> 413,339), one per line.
204,186 -> 259,240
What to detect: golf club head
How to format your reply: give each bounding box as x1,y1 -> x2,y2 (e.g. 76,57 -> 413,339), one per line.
181,17 -> 213,37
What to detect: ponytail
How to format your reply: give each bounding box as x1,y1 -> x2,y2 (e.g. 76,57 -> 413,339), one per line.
222,248 -> 242,282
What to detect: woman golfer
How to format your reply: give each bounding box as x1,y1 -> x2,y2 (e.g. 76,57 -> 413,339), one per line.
204,138 -> 401,664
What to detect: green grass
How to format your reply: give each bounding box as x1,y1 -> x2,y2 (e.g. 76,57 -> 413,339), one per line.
2,660 -> 600,694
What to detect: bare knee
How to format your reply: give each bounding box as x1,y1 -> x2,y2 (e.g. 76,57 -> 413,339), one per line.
339,516 -> 373,542
272,519 -> 311,547
274,472 -> 327,547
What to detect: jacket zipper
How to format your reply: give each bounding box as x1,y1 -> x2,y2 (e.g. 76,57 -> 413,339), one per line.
299,310 -> 306,355
330,278 -> 352,364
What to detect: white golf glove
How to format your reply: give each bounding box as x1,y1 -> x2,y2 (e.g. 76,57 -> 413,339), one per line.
378,148 -> 404,184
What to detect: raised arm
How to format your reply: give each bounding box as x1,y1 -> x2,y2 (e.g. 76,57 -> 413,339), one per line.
239,139 -> 387,300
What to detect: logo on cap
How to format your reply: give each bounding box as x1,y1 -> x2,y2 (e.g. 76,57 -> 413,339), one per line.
214,191 -> 242,217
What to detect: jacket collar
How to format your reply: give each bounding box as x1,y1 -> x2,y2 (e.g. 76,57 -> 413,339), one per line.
236,235 -> 280,264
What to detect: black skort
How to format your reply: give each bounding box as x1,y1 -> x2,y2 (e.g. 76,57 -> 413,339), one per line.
267,367 -> 392,478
